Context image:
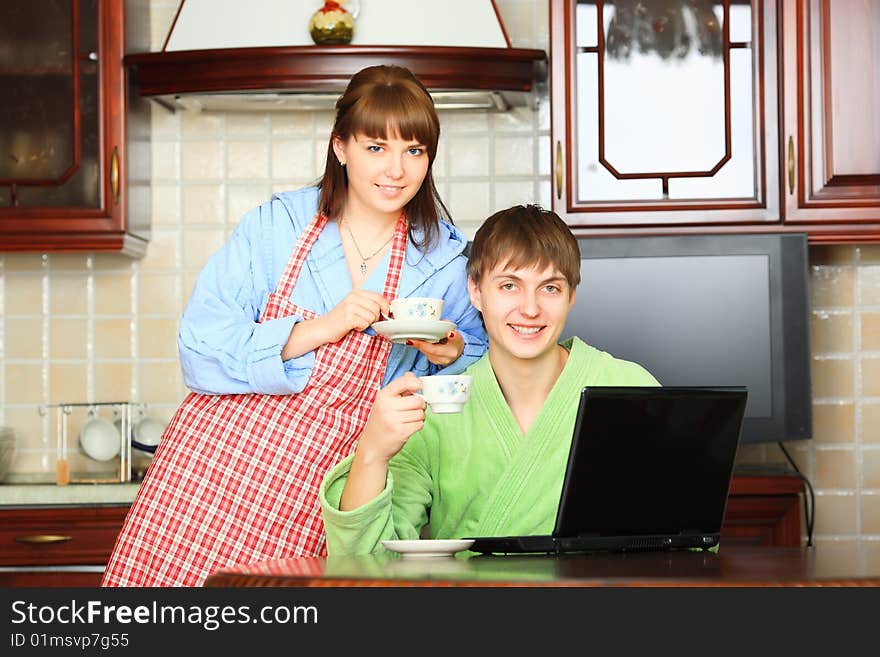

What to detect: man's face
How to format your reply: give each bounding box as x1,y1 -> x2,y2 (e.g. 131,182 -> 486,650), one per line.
468,263 -> 576,365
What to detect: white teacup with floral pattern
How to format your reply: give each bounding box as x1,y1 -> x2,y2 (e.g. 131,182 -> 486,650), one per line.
390,297 -> 444,321
417,375 -> 472,414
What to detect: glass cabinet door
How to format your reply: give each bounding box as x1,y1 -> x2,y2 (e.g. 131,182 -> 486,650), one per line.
0,0 -> 101,209
0,0 -> 147,257
551,0 -> 780,228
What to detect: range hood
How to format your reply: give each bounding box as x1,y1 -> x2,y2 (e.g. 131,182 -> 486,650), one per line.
125,0 -> 547,112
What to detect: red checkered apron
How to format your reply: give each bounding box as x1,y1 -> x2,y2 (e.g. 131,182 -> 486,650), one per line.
102,212 -> 406,586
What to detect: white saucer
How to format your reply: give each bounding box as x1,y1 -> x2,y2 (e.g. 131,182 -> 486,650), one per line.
372,319 -> 456,344
381,539 -> 474,558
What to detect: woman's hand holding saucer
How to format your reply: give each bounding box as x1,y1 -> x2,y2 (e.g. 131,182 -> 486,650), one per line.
407,329 -> 463,366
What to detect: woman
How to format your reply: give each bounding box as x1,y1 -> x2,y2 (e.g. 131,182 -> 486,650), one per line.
102,65 -> 487,586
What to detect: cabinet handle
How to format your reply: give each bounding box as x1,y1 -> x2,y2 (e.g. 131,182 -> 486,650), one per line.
787,135 -> 795,195
110,146 -> 120,205
15,535 -> 73,545
555,140 -> 563,200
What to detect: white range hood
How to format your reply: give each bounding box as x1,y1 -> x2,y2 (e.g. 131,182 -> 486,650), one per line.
164,0 -> 509,51
125,0 -> 547,112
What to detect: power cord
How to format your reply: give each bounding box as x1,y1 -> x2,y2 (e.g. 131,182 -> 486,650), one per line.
777,442 -> 815,547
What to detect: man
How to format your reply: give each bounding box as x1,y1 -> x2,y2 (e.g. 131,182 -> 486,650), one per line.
319,205 -> 658,554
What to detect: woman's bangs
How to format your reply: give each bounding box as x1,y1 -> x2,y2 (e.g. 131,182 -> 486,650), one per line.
351,87 -> 438,150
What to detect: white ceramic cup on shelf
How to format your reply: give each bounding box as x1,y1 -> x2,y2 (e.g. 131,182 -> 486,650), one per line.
79,414 -> 121,462
131,416 -> 164,453
115,411 -> 164,454
416,375 -> 472,414
389,297 -> 444,321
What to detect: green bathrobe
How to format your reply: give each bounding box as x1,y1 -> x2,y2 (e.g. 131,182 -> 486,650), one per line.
319,337 -> 659,556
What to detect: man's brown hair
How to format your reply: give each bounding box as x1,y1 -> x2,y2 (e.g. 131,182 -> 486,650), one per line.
317,65 -> 449,250
467,205 -> 581,291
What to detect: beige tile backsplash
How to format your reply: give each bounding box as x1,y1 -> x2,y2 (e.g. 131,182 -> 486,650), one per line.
859,266 -> 880,305
862,405 -> 880,445
5,274 -> 44,315
862,358 -> 880,397
50,318 -> 88,360
813,494 -> 858,536
864,451 -> 880,489
812,403 -> 855,444
4,364 -> 43,405
6,318 -> 42,359
811,265 -> 854,307
812,358 -> 855,398
860,312 -> 880,349
93,319 -> 133,360
860,495 -> 880,534
811,311 -> 853,353
0,0 -> 877,552
813,448 -> 857,490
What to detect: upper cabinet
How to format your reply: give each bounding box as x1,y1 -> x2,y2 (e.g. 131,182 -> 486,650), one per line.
551,0 -> 880,241
781,0 -> 880,235
0,0 -> 150,256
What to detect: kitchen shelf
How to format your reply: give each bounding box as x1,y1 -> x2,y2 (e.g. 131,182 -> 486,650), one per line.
124,44 -> 547,110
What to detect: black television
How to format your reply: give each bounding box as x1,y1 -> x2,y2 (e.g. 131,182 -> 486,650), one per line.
562,232 -> 812,445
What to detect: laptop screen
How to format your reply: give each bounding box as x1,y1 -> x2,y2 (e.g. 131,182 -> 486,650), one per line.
555,387 -> 747,538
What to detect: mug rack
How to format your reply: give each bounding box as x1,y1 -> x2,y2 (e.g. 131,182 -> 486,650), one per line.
39,401 -> 135,485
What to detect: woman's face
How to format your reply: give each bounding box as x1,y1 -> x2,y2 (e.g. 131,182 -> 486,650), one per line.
332,131 -> 430,223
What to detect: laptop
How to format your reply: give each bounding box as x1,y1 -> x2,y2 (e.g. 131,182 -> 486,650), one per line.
468,386 -> 748,555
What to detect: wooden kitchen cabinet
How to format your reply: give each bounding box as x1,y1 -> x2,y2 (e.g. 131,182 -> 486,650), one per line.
780,0 -> 880,235
0,0 -> 151,256
550,0 -> 880,241
0,505 -> 129,587
723,474 -> 803,547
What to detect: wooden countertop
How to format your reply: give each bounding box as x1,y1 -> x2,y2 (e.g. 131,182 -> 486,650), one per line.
206,546 -> 880,588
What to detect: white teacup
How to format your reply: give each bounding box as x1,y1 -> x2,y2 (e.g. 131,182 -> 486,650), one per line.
132,416 -> 164,453
79,415 -> 121,462
417,375 -> 472,414
114,412 -> 165,454
390,297 -> 444,321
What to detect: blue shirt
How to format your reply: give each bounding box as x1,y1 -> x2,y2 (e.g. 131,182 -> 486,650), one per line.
178,186 -> 488,395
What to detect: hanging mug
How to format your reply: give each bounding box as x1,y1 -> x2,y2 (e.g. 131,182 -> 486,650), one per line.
132,415 -> 164,454
115,406 -> 164,454
79,408 -> 121,462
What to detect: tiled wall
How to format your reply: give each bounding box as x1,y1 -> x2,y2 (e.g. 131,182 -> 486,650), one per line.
800,245 -> 880,555
0,0 -> 877,556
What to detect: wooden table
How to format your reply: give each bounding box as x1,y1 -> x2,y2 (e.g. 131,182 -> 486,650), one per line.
206,546 -> 880,588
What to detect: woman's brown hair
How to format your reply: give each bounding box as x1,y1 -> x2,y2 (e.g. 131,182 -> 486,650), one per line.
317,65 -> 450,251
467,205 -> 581,292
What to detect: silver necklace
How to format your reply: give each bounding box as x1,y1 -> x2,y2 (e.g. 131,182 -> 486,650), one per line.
342,218 -> 395,276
